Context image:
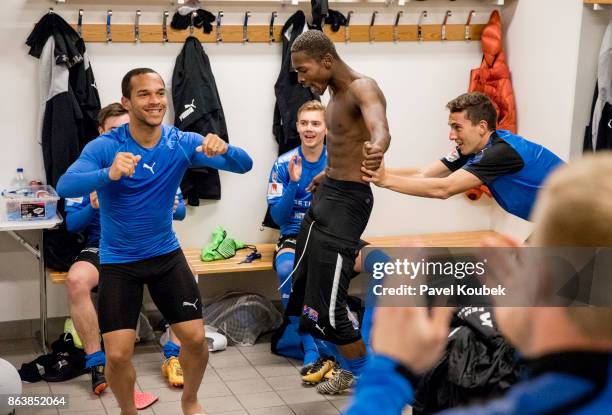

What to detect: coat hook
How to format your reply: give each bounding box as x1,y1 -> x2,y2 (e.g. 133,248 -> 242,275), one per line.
418,10 -> 427,42
269,11 -> 278,43
134,10 -> 141,42
344,10 -> 353,43
393,11 -> 403,43
162,11 -> 169,42
216,11 -> 224,43
189,10 -> 196,36
77,9 -> 83,37
243,11 -> 251,43
106,10 -> 112,43
369,11 -> 378,43
465,10 -> 475,40
441,10 -> 451,41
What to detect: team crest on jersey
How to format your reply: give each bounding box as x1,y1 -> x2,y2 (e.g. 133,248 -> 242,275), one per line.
65,197 -> 84,205
268,182 -> 283,196
445,148 -> 461,162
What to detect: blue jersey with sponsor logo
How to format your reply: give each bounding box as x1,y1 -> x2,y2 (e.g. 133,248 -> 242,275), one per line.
266,146 -> 327,237
57,124 -> 252,264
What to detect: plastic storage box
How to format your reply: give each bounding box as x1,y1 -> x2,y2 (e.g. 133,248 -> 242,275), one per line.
2,185 -> 59,221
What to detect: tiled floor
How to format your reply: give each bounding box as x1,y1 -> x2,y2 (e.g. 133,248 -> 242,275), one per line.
1,336 -> 411,415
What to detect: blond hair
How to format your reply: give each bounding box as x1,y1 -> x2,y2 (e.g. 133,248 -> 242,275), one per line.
297,100 -> 326,120
531,154 -> 612,339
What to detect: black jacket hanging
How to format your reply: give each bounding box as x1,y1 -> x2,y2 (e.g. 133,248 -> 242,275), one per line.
172,36 -> 229,205
273,11 -> 318,156
27,12 -> 100,271
26,12 -> 100,188
584,83 -> 612,152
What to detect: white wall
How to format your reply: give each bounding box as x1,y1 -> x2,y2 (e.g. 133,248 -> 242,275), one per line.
3,0 -> 596,322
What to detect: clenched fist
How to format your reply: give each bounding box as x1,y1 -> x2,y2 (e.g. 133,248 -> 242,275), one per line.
362,141 -> 385,171
196,133 -> 228,157
109,152 -> 141,181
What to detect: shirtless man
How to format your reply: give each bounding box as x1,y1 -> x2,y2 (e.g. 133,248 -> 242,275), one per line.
284,30 -> 391,394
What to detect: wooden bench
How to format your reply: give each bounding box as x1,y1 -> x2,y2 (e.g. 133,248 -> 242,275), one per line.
48,230 -> 500,284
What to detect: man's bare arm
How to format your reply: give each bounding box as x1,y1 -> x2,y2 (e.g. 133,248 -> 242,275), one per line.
351,78 -> 391,170
387,161 -> 452,178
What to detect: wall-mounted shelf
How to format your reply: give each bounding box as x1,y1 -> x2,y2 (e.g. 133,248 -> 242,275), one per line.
584,0 -> 612,10
72,22 -> 484,43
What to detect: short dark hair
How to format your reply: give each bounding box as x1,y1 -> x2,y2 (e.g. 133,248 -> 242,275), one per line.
446,92 -> 497,131
291,30 -> 339,60
121,68 -> 164,98
97,102 -> 127,128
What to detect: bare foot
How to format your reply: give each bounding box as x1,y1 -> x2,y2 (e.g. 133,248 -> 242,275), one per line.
181,398 -> 205,415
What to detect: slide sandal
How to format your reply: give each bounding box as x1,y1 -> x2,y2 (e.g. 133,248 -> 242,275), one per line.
134,390 -> 158,410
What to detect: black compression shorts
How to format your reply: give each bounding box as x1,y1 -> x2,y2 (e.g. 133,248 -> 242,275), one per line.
98,248 -> 202,334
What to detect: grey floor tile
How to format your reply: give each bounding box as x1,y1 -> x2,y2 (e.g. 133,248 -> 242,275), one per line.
58,409 -> 106,415
200,395 -> 244,413
235,391 -> 284,410
226,378 -> 273,395
49,380 -> 92,397
277,387 -> 327,405
237,342 -> 273,355
106,408 -> 154,415
329,396 -> 351,412
138,373 -> 171,389
196,381 -> 233,398
142,386 -> 183,403
202,366 -> 222,383
244,352 -> 290,366
209,411 -> 248,415
21,381 -> 52,394
290,401 -> 339,415
209,353 -> 251,369
266,375 -> 305,392
13,407 -> 59,415
216,366 -> 261,382
59,394 -> 104,412
248,406 -> 295,415
135,360 -> 164,376
152,400 -> 182,415
0,338 -> 39,353
254,363 -> 299,378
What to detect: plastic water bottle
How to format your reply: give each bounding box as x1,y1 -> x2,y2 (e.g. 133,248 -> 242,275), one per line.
11,168 -> 27,190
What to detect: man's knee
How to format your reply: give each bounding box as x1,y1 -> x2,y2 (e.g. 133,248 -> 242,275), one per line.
66,264 -> 98,298
106,347 -> 133,367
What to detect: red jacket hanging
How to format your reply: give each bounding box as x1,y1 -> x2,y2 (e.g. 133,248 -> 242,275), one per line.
469,10 -> 517,133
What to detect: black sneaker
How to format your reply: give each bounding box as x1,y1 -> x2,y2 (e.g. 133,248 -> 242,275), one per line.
91,365 -> 107,395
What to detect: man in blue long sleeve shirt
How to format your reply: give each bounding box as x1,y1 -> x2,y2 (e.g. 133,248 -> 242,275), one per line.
267,100 -> 328,375
64,103 -> 187,396
346,154 -> 612,415
57,68 -> 252,415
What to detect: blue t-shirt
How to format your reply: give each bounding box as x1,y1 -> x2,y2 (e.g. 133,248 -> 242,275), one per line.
65,187 -> 185,247
266,146 -> 327,237
57,124 -> 252,264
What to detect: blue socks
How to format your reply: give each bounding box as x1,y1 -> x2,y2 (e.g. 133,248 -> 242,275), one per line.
302,334 -> 319,366
361,306 -> 375,354
345,355 -> 368,377
85,351 -> 106,369
275,251 -> 295,308
163,341 -> 181,359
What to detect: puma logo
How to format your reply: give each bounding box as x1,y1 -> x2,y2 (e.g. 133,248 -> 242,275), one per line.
143,162 -> 156,175
182,298 -> 199,310
314,323 -> 326,336
480,312 -> 493,328
57,360 -> 67,370
179,99 -> 197,122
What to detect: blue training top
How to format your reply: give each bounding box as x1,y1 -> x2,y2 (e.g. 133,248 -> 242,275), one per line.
441,130 -> 564,221
65,187 -> 186,247
266,146 -> 327,237
346,352 -> 612,415
57,124 -> 252,264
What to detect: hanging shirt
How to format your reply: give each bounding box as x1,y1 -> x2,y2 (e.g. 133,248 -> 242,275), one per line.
441,130 -> 564,221
267,146 -> 327,237
57,124 -> 252,264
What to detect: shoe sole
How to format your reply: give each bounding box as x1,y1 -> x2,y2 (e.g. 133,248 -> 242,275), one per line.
162,364 -> 184,387
93,382 -> 107,395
